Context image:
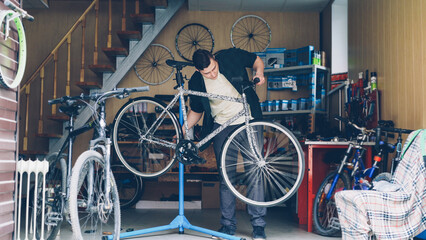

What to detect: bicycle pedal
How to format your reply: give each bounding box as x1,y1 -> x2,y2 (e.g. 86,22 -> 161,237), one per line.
85,229 -> 96,234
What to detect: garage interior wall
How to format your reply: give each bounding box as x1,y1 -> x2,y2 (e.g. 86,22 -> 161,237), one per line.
23,2 -> 321,158
348,0 -> 425,130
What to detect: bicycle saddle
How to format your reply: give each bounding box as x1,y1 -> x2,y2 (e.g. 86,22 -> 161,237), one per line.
59,105 -> 81,117
166,59 -> 194,68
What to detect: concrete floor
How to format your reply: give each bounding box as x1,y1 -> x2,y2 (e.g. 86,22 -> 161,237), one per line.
56,207 -> 339,239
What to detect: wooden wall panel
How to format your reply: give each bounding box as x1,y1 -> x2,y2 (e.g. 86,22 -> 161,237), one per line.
0,0 -> 19,238
348,0 -> 426,129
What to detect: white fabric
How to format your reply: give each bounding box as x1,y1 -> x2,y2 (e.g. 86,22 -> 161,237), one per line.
203,72 -> 246,125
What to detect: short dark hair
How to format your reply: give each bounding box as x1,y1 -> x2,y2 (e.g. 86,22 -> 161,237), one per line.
192,49 -> 214,70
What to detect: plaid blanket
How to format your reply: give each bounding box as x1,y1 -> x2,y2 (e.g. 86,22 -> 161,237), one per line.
335,130 -> 426,240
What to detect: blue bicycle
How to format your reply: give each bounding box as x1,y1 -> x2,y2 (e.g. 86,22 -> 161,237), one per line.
312,116 -> 380,236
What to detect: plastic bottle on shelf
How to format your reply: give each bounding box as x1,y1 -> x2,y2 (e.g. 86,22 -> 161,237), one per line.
371,72 -> 377,91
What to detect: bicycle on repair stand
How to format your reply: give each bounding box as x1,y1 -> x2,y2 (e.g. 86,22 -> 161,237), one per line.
112,59 -> 305,211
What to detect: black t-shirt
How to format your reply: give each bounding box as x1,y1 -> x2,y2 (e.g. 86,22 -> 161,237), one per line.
188,48 -> 263,147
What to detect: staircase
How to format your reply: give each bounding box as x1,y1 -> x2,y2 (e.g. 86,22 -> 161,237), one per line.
19,0 -> 185,157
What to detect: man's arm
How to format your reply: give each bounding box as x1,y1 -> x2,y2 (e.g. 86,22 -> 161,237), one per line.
183,110 -> 203,136
252,56 -> 265,86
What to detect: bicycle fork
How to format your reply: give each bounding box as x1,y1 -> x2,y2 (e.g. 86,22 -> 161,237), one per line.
326,144 -> 354,200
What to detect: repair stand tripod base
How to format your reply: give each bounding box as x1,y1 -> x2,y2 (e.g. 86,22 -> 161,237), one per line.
108,162 -> 243,240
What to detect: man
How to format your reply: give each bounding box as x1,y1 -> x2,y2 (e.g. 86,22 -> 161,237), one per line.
184,48 -> 267,240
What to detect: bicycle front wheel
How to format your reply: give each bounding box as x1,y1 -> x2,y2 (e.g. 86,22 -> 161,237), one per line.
31,153 -> 67,240
69,150 -> 121,240
313,171 -> 350,236
111,164 -> 144,209
220,121 -> 304,207
112,97 -> 181,178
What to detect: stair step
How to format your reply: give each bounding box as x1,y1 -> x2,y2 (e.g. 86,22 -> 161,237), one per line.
47,114 -> 70,122
146,0 -> 168,8
88,64 -> 115,77
102,47 -> 128,63
130,13 -> 155,25
76,80 -> 103,90
37,133 -> 62,138
117,30 -> 142,48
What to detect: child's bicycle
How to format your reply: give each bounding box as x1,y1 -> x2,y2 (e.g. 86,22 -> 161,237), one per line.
112,60 -> 305,207
31,86 -> 149,240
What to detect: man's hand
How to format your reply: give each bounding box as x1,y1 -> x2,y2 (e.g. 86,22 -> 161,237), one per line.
253,56 -> 265,86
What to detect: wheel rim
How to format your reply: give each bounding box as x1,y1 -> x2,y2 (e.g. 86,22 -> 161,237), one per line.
230,15 -> 271,52
134,44 -> 174,85
70,152 -> 120,239
0,11 -> 27,89
314,173 -> 348,234
175,23 -> 214,61
113,99 -> 179,178
220,122 -> 304,207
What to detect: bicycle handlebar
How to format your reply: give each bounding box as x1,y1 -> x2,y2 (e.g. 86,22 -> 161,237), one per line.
379,127 -> 413,135
48,86 -> 150,105
334,116 -> 370,133
4,0 -> 34,21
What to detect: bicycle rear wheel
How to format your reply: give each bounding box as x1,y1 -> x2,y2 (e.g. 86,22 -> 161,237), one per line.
31,153 -> 67,240
134,44 -> 174,85
69,150 -> 121,240
230,15 -> 271,53
111,164 -> 144,209
220,121 -> 304,207
313,171 -> 351,236
112,97 -> 181,178
0,10 -> 27,89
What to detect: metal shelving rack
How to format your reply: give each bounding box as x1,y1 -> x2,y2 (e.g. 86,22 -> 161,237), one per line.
263,64 -> 330,133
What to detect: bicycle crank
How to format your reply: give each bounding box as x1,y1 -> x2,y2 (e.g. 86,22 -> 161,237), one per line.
176,140 -> 206,165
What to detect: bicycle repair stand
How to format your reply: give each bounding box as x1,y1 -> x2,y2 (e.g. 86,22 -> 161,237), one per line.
111,60 -> 243,240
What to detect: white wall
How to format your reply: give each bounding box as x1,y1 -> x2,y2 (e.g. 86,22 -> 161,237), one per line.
331,0 -> 348,74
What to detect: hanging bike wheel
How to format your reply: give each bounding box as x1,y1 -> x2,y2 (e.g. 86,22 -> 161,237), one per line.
175,23 -> 214,61
0,10 -> 27,89
134,44 -> 174,85
230,15 -> 271,53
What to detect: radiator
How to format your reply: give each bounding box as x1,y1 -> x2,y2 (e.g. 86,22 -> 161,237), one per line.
14,159 -> 49,240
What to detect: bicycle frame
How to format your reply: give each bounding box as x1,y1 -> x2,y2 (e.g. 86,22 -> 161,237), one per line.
326,134 -> 370,200
141,83 -> 264,161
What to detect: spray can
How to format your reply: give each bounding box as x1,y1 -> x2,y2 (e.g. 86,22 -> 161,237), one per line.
371,72 -> 377,90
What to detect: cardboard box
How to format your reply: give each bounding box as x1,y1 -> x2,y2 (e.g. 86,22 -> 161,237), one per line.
202,181 -> 220,209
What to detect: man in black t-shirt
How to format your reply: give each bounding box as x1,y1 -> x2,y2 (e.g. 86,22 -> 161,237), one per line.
183,48 -> 267,240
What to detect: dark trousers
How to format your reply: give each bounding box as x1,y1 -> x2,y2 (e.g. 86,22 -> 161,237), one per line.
212,123 -> 267,230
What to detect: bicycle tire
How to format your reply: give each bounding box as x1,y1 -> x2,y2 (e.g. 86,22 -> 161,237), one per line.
313,171 -> 351,236
0,10 -> 27,89
111,164 -> 144,209
112,97 -> 181,178
134,44 -> 174,85
69,150 -> 121,240
220,121 -> 304,207
230,15 -> 271,52
30,152 -> 67,240
175,23 -> 214,61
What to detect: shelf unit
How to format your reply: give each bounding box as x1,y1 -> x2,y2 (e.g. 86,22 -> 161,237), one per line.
263,64 -> 330,133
